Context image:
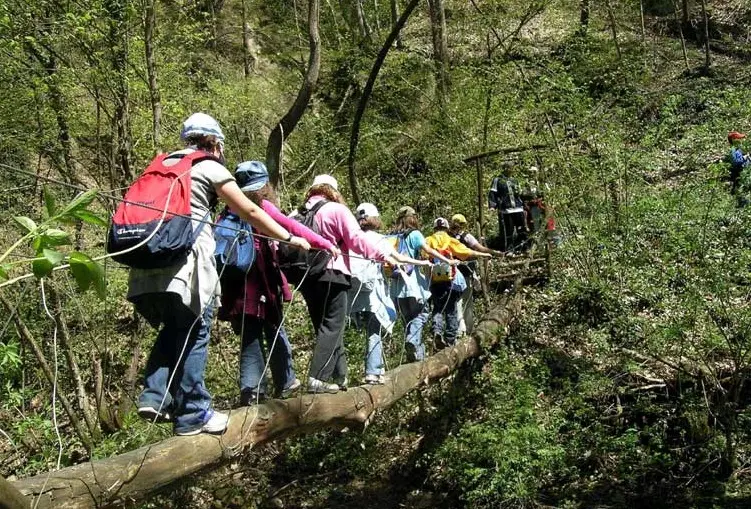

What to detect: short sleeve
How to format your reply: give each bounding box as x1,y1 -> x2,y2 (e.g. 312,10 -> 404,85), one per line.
197,159 -> 234,187
406,230 -> 426,256
463,233 -> 480,248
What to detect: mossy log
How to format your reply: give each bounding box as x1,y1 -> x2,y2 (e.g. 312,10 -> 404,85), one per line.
12,294 -> 521,508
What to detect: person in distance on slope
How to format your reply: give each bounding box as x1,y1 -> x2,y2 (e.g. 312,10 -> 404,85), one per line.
218,161 -> 339,405
727,131 -> 750,207
348,203 -> 431,385
426,217 -> 491,350
129,114 -> 310,436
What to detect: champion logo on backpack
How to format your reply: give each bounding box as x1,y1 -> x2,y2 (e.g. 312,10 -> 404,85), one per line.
107,150 -> 218,269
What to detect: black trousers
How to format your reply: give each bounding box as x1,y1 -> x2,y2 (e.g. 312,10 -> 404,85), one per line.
300,280 -> 349,382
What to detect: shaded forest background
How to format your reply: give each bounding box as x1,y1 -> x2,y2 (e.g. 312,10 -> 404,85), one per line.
3,0 -> 751,507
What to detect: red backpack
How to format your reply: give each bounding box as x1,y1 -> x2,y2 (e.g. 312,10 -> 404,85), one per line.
107,151 -> 216,269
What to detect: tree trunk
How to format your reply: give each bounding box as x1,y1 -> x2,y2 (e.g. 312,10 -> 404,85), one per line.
265,0 -> 321,188
354,0 -> 373,42
144,0 -> 162,151
241,0 -> 257,76
427,0 -> 449,102
682,0 -> 690,25
579,0 -> 590,35
0,476 -> 28,509
673,0 -> 690,71
347,0 -> 420,205
605,0 -> 622,59
11,291 -> 524,509
109,0 -> 134,186
390,0 -> 402,47
700,0 -> 711,71
50,288 -> 100,441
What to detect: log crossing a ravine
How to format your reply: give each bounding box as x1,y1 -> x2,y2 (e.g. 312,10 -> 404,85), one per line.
10,271 -> 530,508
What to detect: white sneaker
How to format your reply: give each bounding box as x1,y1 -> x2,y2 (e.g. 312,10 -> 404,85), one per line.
363,374 -> 385,385
307,377 -> 340,394
176,410 -> 229,436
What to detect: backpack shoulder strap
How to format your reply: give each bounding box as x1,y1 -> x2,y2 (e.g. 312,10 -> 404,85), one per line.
303,199 -> 329,217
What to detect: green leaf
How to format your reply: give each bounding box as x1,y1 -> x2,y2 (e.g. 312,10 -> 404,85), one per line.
73,210 -> 109,228
13,216 -> 37,233
59,189 -> 98,218
33,248 -> 65,277
0,265 -> 8,281
43,186 -> 57,217
69,252 -> 105,299
43,229 -> 72,245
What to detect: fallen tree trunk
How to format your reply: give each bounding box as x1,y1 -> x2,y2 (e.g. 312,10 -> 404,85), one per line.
12,293 -> 522,509
0,476 -> 29,509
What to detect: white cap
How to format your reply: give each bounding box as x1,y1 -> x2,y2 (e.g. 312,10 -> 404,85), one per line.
180,113 -> 225,142
356,202 -> 380,219
311,174 -> 338,190
434,217 -> 449,229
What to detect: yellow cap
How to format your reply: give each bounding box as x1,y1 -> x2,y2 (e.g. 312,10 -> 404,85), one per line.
451,214 -> 467,225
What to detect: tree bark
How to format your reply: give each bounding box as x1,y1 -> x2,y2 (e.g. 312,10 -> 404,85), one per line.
0,476 -> 29,509
11,290 -> 523,509
265,0 -> 321,188
347,0 -> 420,205
144,0 -> 162,151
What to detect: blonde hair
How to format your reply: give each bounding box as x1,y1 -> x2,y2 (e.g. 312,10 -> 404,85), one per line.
304,184 -> 345,206
394,212 -> 420,232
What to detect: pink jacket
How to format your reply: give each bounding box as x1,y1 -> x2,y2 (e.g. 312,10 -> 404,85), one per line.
304,195 -> 391,276
261,199 -> 335,251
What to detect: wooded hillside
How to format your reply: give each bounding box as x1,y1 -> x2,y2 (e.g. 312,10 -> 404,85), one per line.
3,0 -> 751,507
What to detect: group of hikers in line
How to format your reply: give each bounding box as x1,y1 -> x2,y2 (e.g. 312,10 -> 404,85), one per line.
109,113 -> 505,436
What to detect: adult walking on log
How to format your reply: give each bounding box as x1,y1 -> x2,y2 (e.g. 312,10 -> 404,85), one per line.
124,114 -> 310,436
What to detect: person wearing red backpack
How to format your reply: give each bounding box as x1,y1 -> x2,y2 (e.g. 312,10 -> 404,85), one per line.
126,114 -> 310,436
425,218 -> 491,349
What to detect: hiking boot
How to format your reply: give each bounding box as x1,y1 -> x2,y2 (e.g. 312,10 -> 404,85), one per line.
239,388 -> 267,407
307,377 -> 340,394
434,335 -> 447,350
363,374 -> 385,385
176,409 -> 229,436
335,376 -> 349,392
137,406 -> 172,423
405,342 -> 418,363
280,378 -> 302,398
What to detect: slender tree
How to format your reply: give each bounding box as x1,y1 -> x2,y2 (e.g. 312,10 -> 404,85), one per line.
347,0 -> 420,203
144,0 -> 162,151
265,0 -> 321,187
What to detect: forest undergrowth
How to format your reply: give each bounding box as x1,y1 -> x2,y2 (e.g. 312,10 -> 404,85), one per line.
4,0 -> 751,507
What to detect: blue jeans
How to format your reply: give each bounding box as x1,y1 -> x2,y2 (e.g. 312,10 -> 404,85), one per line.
238,316 -> 296,396
137,295 -> 214,434
395,297 -> 429,361
431,284 -> 461,345
355,311 -> 385,376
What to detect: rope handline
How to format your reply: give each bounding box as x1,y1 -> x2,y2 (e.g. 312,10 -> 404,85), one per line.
0,162 -> 485,269
36,278 -> 63,509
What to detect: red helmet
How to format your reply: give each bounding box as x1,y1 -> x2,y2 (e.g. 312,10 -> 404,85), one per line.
728,131 -> 747,143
